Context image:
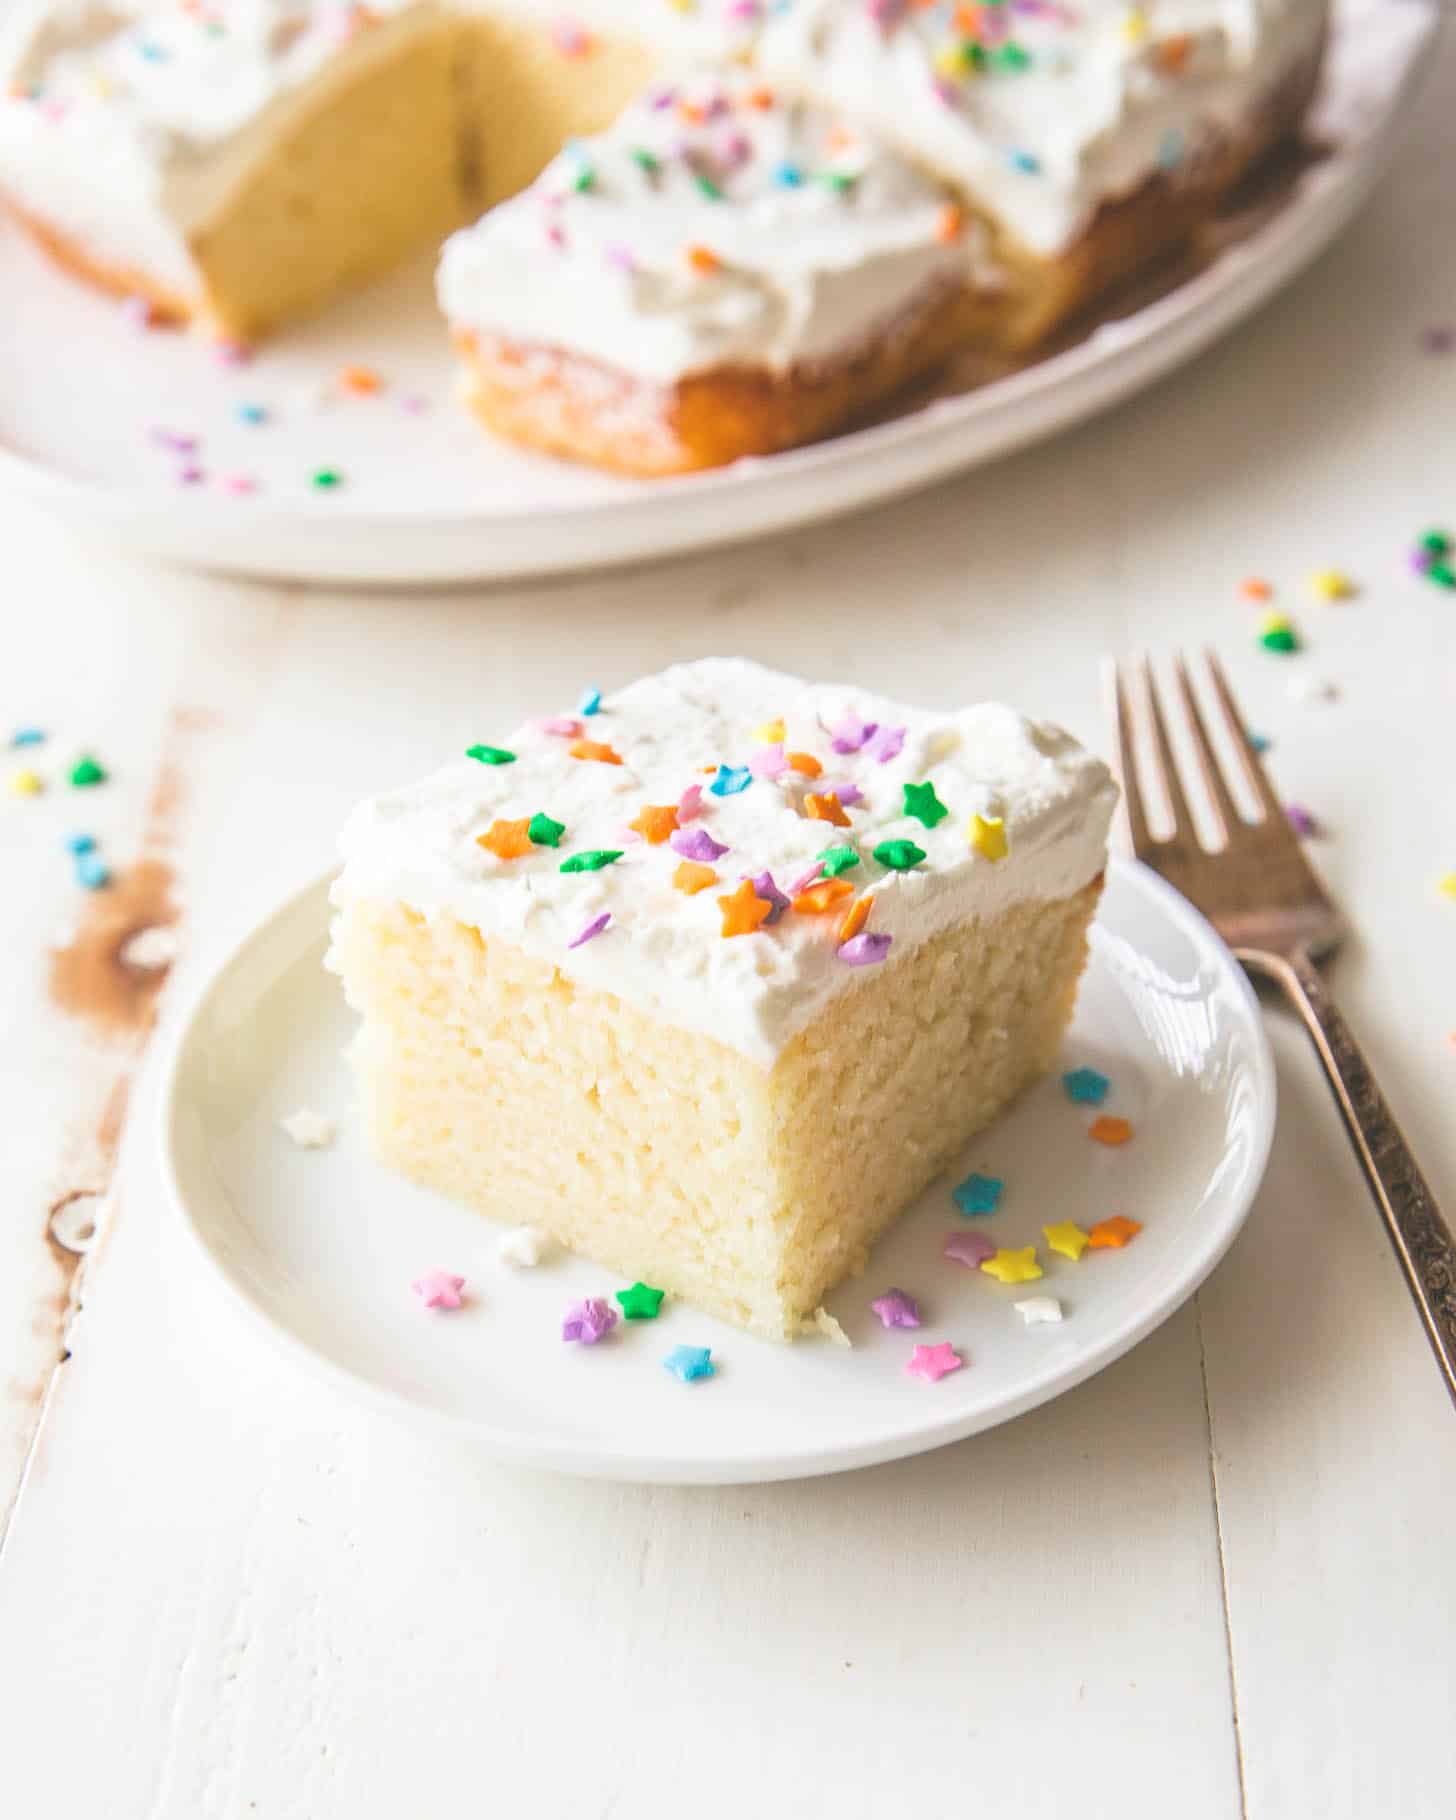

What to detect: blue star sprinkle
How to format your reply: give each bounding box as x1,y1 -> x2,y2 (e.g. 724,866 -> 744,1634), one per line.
710,763 -> 753,797
663,1345 -> 715,1383
578,686 -> 602,717
952,1172 -> 1003,1217
1062,1067 -> 1111,1106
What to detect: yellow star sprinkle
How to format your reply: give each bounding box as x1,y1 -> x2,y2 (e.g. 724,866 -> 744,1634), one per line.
1121,5 -> 1148,41
969,813 -> 1008,861
1309,568 -> 1354,601
753,718 -> 785,744
1043,1221 -> 1089,1262
7,767 -> 43,797
981,1246 -> 1043,1285
1440,873 -> 1456,899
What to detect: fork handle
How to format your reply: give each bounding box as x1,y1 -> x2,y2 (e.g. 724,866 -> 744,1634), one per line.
1245,946 -> 1456,1408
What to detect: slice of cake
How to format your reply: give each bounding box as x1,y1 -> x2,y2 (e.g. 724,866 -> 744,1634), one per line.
328,657 -> 1116,1341
436,68 -> 996,477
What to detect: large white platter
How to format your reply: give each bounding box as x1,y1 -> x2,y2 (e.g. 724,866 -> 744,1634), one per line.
160,857 -> 1276,1485
0,0 -> 1432,586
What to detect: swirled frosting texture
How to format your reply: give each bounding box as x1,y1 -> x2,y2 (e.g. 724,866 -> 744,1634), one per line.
331,657 -> 1117,1066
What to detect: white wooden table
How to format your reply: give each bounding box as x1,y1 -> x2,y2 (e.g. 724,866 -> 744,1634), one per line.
4,50 -> 1456,1817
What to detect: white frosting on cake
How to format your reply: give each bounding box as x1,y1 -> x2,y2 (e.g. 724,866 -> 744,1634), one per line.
330,656 -> 1117,1066
756,0 -> 1328,257
437,67 -> 985,383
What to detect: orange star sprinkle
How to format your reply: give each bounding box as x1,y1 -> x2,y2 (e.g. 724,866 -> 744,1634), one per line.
570,739 -> 623,766
718,880 -> 774,937
1088,1115 -> 1134,1147
1158,32 -> 1192,72
786,751 -> 822,778
1239,577 -> 1273,601
837,893 -> 874,943
935,203 -> 964,245
673,860 -> 717,895
477,817 -> 533,859
747,85 -> 775,110
1087,1215 -> 1143,1249
686,244 -> 721,275
338,363 -> 383,395
792,877 -> 854,916
804,792 -> 851,826
630,803 -> 679,844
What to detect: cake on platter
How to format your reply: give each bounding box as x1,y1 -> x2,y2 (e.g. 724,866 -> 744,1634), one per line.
326,657 -> 1118,1341
0,0 -> 1328,469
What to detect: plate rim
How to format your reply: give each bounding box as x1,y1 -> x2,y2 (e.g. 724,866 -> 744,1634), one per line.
157,853 -> 1278,1484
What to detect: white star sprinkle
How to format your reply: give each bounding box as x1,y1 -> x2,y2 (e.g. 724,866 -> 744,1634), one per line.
1014,1296 -> 1064,1325
498,1225 -> 549,1268
280,1108 -> 337,1149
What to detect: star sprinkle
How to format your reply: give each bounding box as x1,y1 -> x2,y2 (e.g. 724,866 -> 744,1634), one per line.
981,1247 -> 1043,1284
793,876 -> 853,915
871,1288 -> 921,1329
498,1225 -> 548,1267
10,728 -> 44,747
838,933 -> 892,966
829,714 -> 876,754
677,784 -> 703,822
630,803 -> 679,844
750,871 -> 790,923
1062,1067 -> 1110,1105
969,814 -> 1008,861
578,686 -> 603,716
837,893 -> 873,943
529,812 -> 565,847
1015,1296 -> 1063,1325
616,1281 -> 666,1320
562,1298 -> 618,1344
748,743 -> 789,780
865,725 -> 906,765
785,751 -> 822,778
753,717 -> 786,744
412,1270 -> 466,1310
671,827 -> 728,862
1239,577 -> 1273,601
75,852 -> 110,889
1440,872 -> 1456,900
673,860 -> 717,894
1286,803 -> 1319,838
560,849 -> 623,872
903,781 -> 948,828
718,879 -> 774,937
466,743 -> 516,766
873,839 -> 925,871
1043,1221 -> 1090,1261
1088,1215 -> 1143,1249
710,763 -> 753,796
479,817 -> 534,859
804,792 -> 851,827
1258,613 -> 1299,653
906,1342 -> 963,1382
818,845 -> 860,877
1088,1116 -> 1133,1147
69,755 -> 107,787
953,1173 -> 1003,1216
663,1344 -> 715,1382
279,1107 -> 336,1149
570,739 -> 622,765
1308,569 -> 1355,602
8,768 -> 42,796
568,912 -> 611,948
943,1231 -> 996,1269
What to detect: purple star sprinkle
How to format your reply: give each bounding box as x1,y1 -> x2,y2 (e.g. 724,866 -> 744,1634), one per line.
865,724 -> 906,765
562,1297 -> 618,1344
749,742 -> 790,779
1285,803 -> 1318,839
838,932 -> 893,966
871,1288 -> 921,1329
176,463 -> 205,486
149,426 -> 197,454
569,912 -> 612,948
943,1231 -> 996,1269
830,714 -> 877,754
749,871 -> 789,924
829,782 -> 864,808
1410,547 -> 1435,576
677,783 -> 703,822
671,827 -> 728,862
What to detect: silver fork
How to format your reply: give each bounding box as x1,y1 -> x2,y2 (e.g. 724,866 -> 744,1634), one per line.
1108,649 -> 1456,1406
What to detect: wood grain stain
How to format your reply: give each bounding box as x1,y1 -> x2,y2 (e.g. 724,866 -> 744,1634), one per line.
48,858 -> 179,1038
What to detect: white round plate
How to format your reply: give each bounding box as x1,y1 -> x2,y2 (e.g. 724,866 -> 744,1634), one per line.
0,0 -> 1434,586
161,856 -> 1275,1484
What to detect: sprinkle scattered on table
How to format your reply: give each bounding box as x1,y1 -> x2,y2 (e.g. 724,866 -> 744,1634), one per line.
1438,872 -> 1456,900
11,727 -> 45,748
1286,803 -> 1319,839
1258,613 -> 1299,654
943,1231 -> 996,1269
1088,1115 -> 1133,1147
953,1172 -> 1003,1216
870,1289 -> 921,1330
981,1246 -> 1043,1285
280,1108 -> 336,1149
69,754 -> 107,787
1062,1066 -> 1110,1105
311,468 -> 344,491
1239,577 -> 1272,602
906,1342 -> 963,1382
562,1298 -> 618,1344
75,850 -> 111,890
1287,676 -> 1338,705
616,1281 -> 665,1320
1087,1215 -> 1143,1249
1043,1221 -> 1090,1262
1308,569 -> 1355,602
498,1226 -> 548,1267
1015,1296 -> 1063,1325
8,767 -> 43,796
663,1344 -> 715,1383
412,1270 -> 466,1311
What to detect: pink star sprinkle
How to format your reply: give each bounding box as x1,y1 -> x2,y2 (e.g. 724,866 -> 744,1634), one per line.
865,724 -> 906,764
789,862 -> 825,896
562,1297 -> 618,1344
907,1341 -> 964,1382
943,1231 -> 996,1269
671,827 -> 728,862
569,912 -> 611,949
214,340 -> 252,367
535,715 -> 581,737
677,784 -> 703,822
749,742 -> 789,779
220,473 -> 257,495
871,1288 -> 921,1329
829,714 -> 877,754
412,1270 -> 466,1310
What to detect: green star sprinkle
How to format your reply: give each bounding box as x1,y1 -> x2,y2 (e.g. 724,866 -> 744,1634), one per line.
818,845 -> 860,877
528,812 -> 565,847
560,849 -> 623,873
874,838 -> 926,871
616,1281 -> 666,1321
466,744 -> 517,766
311,468 -> 343,490
995,40 -> 1031,70
693,171 -> 724,201
1258,613 -> 1300,653
630,147 -> 660,176
1429,562 -> 1456,590
902,781 -> 948,828
1421,530 -> 1451,556
69,755 -> 107,788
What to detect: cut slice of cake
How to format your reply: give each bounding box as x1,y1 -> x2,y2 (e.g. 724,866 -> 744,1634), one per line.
327,657 -> 1117,1341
